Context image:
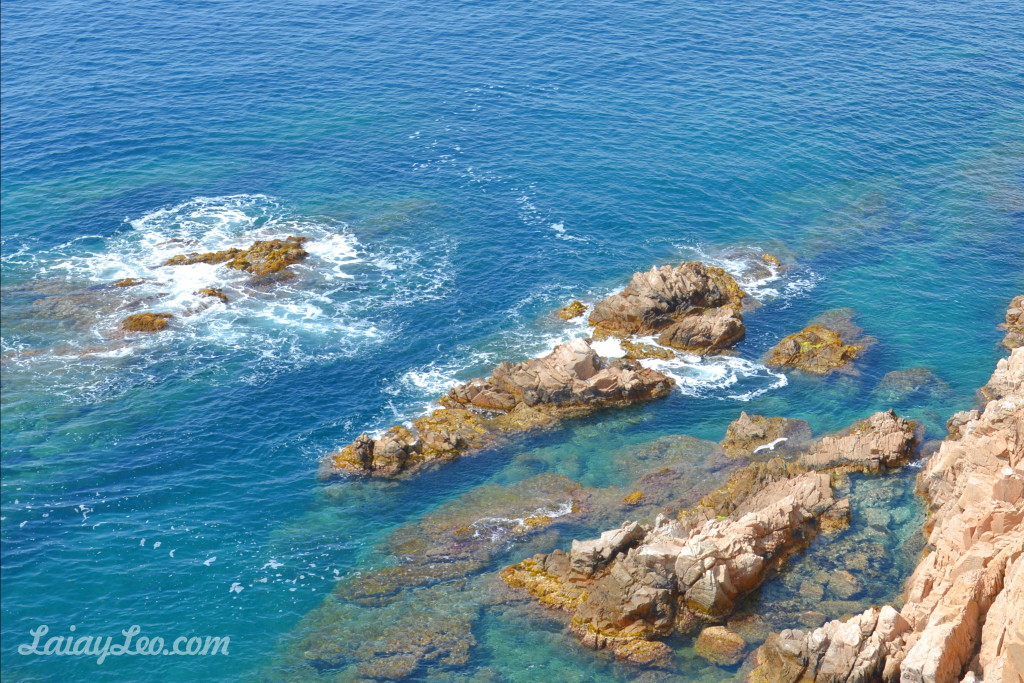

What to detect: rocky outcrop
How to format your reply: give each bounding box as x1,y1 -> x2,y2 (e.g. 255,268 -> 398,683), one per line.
747,605 -> 911,683
1000,295 -> 1023,349
721,412 -> 813,459
765,325 -> 863,375
556,300 -> 587,320
163,235 -> 309,279
588,261 -> 747,354
503,471 -> 846,665
800,410 -> 917,473
501,410 -> 918,664
196,287 -> 228,303
749,345 -> 1023,683
325,338 -> 674,478
765,309 -> 875,375
120,312 -> 172,332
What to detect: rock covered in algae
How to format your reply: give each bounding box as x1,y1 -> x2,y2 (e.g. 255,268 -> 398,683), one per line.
720,412 -> 813,459
120,312 -> 173,332
1000,294 -> 1024,349
326,338 -> 674,478
588,261 -> 747,354
196,287 -> 228,303
163,235 -> 309,278
556,300 -> 587,320
695,625 -> 747,666
873,367 -> 951,403
764,325 -> 864,375
113,277 -> 145,287
501,410 -> 920,664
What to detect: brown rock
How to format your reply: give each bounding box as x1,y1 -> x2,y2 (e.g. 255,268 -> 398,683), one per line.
1000,295 -> 1024,349
720,412 -> 813,459
695,626 -> 747,666
556,300 -> 587,320
588,261 -> 746,354
113,278 -> 145,287
325,339 -> 674,478
163,236 -> 308,279
764,324 -> 864,375
120,312 -> 173,332
196,287 -> 229,303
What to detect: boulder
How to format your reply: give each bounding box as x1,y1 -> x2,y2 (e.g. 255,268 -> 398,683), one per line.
695,626 -> 747,666
120,312 -> 173,332
764,325 -> 864,375
588,261 -> 746,354
720,412 -> 813,459
556,300 -> 587,320
800,410 -> 917,473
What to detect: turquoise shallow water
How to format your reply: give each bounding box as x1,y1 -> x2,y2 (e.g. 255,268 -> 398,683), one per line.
2,0 -> 1023,680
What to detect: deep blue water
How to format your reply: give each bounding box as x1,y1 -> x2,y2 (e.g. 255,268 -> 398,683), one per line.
2,0 -> 1023,680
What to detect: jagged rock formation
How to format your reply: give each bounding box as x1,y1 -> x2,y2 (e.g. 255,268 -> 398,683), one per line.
800,410 -> 917,473
1000,295 -> 1023,349
163,235 -> 309,280
748,345 -> 1023,683
501,412 -> 916,664
324,338 -> 673,478
588,261 -> 747,354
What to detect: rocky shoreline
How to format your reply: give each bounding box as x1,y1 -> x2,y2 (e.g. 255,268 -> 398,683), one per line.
498,300 -> 1023,682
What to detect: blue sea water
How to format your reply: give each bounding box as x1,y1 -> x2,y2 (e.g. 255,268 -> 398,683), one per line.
2,0 -> 1023,680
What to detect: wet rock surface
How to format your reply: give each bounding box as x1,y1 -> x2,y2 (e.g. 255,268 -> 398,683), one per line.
588,261 -> 747,353
748,344 -> 1023,683
765,309 -> 875,375
500,410 -> 919,664
120,312 -> 173,332
326,338 -> 674,478
163,235 -> 309,279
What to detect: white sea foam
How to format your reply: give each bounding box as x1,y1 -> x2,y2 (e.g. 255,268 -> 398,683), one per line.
470,501 -> 575,543
5,194 -> 455,400
677,243 -> 820,306
640,343 -> 788,401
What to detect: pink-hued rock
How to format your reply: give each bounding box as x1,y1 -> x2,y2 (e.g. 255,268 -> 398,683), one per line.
588,261 -> 747,353
749,345 -> 1024,683
503,469 -> 849,663
1000,295 -> 1024,350
800,410 -> 917,473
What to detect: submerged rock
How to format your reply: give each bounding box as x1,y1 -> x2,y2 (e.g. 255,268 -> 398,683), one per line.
588,261 -> 747,354
163,235 -> 309,279
720,412 -> 813,459
120,312 -> 173,332
326,338 -> 674,478
874,367 -> 951,402
695,625 -> 747,666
